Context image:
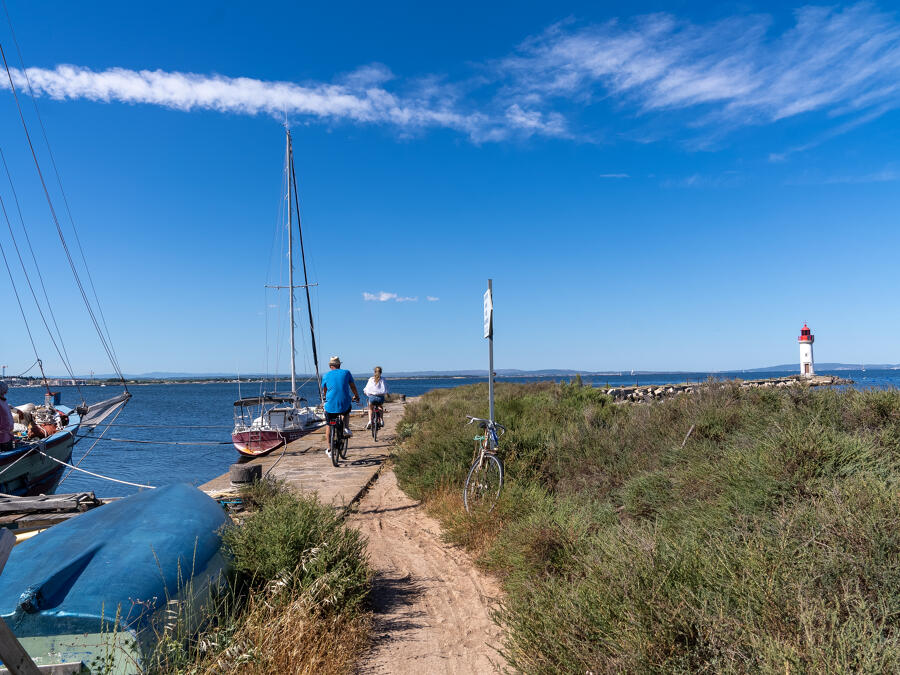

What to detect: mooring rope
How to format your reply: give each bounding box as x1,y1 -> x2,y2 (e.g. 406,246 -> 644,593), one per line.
0,446 -> 34,479
73,436 -> 233,446
35,448 -> 155,489
58,403 -> 127,488
91,423 -> 231,430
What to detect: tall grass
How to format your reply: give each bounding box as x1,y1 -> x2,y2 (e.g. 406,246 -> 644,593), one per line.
395,380 -> 900,673
151,480 -> 371,674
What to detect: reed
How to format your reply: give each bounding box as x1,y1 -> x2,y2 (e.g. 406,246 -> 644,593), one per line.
395,380 -> 900,673
150,480 -> 371,674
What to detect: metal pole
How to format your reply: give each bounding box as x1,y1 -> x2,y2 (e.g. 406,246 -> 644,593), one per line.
488,279 -> 494,424
286,131 -> 297,397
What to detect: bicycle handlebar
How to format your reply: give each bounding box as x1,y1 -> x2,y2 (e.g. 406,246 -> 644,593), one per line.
465,415 -> 506,433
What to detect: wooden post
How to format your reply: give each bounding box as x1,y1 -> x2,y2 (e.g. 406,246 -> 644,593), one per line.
0,529 -> 40,675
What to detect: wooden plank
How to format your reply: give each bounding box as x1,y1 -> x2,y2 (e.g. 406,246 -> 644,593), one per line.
0,530 -> 13,574
13,514 -> 77,531
0,617 -> 40,675
0,494 -> 99,516
0,498 -> 80,515
0,514 -> 23,528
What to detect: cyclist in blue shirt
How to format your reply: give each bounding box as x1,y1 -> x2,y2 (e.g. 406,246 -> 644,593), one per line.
322,355 -> 359,449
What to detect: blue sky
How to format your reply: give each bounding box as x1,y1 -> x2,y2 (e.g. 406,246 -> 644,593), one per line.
1,1 -> 899,375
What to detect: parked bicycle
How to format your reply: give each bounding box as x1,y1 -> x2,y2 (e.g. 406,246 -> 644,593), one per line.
327,415 -> 350,467
370,399 -> 384,441
464,415 -> 506,513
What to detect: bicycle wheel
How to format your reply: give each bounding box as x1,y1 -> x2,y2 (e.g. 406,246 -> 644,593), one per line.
339,434 -> 349,460
372,412 -> 379,441
330,424 -> 341,467
464,453 -> 503,513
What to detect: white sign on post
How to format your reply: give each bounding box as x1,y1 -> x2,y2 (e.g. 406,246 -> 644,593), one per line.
483,288 -> 493,339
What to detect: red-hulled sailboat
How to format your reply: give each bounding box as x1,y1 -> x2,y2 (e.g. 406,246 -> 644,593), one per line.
231,130 -> 324,456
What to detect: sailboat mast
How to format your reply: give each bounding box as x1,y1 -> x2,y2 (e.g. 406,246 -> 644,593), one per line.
286,132 -> 298,396
287,132 -> 323,404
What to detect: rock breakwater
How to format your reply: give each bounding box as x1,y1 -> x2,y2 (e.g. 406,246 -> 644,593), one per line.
605,374 -> 852,404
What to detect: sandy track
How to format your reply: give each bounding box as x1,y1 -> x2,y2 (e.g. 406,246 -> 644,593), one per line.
349,468 -> 505,674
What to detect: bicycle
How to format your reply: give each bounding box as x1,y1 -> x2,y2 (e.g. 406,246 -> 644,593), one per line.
370,399 -> 384,441
464,415 -> 506,513
327,415 -> 350,467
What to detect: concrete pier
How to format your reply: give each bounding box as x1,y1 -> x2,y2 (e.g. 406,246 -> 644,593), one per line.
201,401 -> 403,512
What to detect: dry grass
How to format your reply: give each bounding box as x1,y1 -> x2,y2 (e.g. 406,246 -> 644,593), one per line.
193,587 -> 371,675
150,481 -> 372,674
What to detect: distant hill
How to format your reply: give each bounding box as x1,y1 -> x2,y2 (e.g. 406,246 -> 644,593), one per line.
50,364 -> 900,380
746,363 -> 900,372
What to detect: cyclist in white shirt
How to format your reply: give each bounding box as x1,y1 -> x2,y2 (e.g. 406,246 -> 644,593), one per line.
364,367 -> 387,430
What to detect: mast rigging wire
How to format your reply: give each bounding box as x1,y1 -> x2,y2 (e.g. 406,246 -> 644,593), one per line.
2,0 -> 124,381
57,402 -> 127,488
288,132 -> 323,404
0,43 -> 126,389
0,149 -> 82,397
0,216 -> 49,393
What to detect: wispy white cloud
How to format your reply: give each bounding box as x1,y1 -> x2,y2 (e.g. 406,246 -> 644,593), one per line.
0,63 -> 563,143
363,291 -> 397,302
3,4 -> 900,148
363,291 -> 418,302
426,296 -> 440,302
494,4 -> 900,145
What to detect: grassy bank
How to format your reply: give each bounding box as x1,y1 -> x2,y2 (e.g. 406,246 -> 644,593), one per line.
152,481 -> 371,674
394,380 -> 900,673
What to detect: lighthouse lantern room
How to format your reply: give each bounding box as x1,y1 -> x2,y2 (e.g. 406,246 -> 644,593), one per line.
798,324 -> 815,377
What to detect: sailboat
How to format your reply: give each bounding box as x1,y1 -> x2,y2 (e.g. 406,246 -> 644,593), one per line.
0,40 -> 132,495
232,130 -> 325,457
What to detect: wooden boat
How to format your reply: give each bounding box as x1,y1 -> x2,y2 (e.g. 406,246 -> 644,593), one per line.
231,130 -> 324,457
0,483 -> 228,672
232,394 -> 323,456
0,404 -> 80,496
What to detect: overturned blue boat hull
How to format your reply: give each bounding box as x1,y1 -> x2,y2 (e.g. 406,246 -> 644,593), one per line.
0,483 -> 228,673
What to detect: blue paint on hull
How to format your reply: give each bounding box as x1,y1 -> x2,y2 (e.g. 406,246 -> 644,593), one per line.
0,483 -> 229,669
0,405 -> 79,496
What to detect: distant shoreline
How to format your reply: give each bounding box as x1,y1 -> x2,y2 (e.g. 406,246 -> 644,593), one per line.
5,366 -> 897,388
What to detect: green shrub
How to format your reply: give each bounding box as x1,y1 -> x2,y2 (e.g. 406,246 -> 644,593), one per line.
223,486 -> 370,613
394,382 -> 900,673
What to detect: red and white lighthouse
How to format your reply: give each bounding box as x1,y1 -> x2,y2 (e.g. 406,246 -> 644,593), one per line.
798,324 -> 815,377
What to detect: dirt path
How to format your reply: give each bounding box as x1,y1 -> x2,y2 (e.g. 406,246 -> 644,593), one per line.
349,468 -> 506,674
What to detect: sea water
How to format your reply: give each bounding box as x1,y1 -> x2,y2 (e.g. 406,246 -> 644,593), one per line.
8,369 -> 899,497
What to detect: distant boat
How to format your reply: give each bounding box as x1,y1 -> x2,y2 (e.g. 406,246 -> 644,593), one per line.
232,130 -> 325,456
0,483 -> 228,672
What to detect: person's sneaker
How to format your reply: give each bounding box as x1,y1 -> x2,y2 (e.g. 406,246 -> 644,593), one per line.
325,447 -> 332,458
344,427 -> 353,437
365,421 -> 372,430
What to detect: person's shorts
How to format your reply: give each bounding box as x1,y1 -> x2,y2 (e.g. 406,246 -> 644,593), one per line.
367,395 -> 385,406
325,407 -> 351,422
0,441 -> 12,452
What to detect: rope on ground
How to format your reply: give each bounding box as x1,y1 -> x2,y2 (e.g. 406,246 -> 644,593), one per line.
73,436 -> 234,446
35,448 -> 155,489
